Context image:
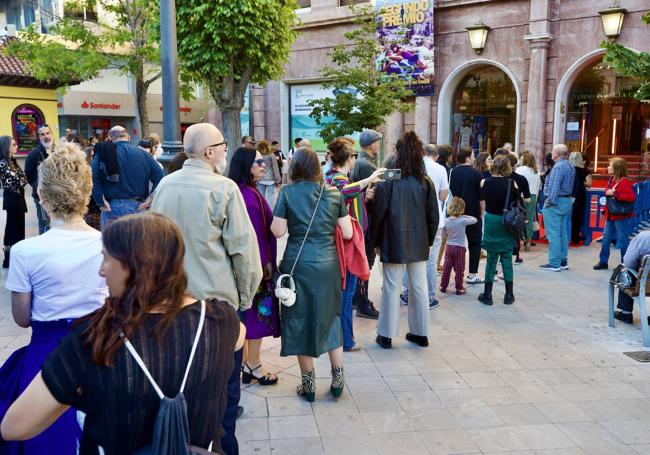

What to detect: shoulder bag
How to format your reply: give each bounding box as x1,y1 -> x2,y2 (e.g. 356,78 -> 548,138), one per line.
275,184 -> 326,307
502,178 -> 527,238
606,179 -> 634,216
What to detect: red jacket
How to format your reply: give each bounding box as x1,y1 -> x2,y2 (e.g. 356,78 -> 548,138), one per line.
335,218 -> 370,289
605,177 -> 635,221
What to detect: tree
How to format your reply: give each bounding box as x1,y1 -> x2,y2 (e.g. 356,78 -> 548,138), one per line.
307,5 -> 414,144
602,12 -> 650,101
5,0 -> 161,137
176,0 -> 299,161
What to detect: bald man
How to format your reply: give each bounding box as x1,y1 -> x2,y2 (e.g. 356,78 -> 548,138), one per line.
150,123 -> 261,454
91,125 -> 163,228
540,144 -> 575,272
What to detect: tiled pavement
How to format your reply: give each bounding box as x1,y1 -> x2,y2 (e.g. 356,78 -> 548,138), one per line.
3,197 -> 650,454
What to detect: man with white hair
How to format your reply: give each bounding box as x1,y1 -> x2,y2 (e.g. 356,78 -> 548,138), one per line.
150,123 -> 262,455
540,144 -> 575,272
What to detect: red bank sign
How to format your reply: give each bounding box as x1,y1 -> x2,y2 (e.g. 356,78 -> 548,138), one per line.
81,100 -> 121,110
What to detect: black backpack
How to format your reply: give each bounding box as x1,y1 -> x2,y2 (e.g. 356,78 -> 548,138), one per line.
502,178 -> 527,238
125,300 -> 215,455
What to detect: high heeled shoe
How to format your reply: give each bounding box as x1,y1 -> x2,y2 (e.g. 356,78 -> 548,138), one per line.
297,370 -> 316,402
241,363 -> 278,386
330,366 -> 344,398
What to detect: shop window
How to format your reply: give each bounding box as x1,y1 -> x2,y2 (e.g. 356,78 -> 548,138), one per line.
11,104 -> 44,154
451,65 -> 517,156
565,59 -> 649,168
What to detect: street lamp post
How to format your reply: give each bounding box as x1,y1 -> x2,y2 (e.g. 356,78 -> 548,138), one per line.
158,0 -> 183,169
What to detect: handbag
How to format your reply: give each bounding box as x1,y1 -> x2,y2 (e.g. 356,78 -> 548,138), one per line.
606,179 -> 634,216
502,178 -> 527,238
275,184 -> 326,307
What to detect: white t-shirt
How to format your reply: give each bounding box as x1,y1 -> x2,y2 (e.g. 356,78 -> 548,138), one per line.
515,166 -> 542,196
424,156 -> 449,229
6,228 -> 108,321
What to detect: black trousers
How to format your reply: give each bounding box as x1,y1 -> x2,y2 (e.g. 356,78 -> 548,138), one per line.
466,219 -> 483,275
220,348 -> 242,455
353,229 -> 375,305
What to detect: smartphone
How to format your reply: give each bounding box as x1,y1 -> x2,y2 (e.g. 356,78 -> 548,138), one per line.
382,169 -> 402,180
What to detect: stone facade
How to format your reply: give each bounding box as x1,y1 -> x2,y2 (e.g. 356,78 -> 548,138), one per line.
236,0 -> 650,164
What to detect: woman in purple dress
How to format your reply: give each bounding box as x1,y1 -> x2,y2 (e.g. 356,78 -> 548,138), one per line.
228,146 -> 280,386
0,143 -> 108,454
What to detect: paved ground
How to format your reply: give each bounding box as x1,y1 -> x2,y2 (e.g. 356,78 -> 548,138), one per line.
3,197 -> 650,454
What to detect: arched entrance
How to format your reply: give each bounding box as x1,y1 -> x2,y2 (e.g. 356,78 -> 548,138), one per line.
554,49 -> 649,172
437,60 -> 521,154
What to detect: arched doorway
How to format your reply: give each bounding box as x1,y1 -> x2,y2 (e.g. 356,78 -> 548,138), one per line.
437,60 -> 521,154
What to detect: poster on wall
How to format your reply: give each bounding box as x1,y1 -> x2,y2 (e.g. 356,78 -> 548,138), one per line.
241,88 -> 250,138
290,84 -> 360,152
13,105 -> 44,154
375,0 -> 435,96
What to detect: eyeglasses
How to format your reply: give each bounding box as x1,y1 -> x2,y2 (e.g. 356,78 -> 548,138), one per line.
349,153 -> 359,159
209,141 -> 228,149
253,159 -> 266,166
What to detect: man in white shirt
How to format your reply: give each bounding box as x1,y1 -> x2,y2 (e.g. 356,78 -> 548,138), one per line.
402,143 -> 449,308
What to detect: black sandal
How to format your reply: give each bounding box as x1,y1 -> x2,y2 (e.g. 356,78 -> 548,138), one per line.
241,363 -> 278,386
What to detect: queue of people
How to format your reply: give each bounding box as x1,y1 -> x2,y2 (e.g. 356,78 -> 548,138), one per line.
0,119 -> 643,455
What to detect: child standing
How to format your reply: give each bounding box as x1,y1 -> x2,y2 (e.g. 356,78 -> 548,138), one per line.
440,197 -> 478,295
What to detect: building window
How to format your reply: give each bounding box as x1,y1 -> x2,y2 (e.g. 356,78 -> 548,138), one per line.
296,0 -> 311,8
11,104 -> 45,154
565,59 -> 649,166
451,65 -> 516,156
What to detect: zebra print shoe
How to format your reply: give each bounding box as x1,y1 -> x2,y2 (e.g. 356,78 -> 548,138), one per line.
330,366 -> 345,398
296,370 -> 315,402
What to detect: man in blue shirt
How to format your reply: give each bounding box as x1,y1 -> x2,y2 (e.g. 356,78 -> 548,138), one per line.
540,144 -> 575,272
92,125 -> 163,228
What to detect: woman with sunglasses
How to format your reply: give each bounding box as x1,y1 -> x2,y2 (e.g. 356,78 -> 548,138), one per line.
324,137 -> 384,351
228,147 -> 280,386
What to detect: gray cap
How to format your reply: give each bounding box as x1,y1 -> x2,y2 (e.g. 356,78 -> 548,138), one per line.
359,129 -> 383,148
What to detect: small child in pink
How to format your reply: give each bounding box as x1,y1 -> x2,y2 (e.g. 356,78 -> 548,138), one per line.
440,197 -> 478,295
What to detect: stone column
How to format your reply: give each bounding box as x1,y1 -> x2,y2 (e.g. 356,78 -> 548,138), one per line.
523,34 -> 552,162
415,97 -> 431,144
381,111 -> 404,164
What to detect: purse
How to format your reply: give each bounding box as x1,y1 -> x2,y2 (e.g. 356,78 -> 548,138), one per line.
502,178 -> 527,238
606,179 -> 634,216
275,184 -> 326,307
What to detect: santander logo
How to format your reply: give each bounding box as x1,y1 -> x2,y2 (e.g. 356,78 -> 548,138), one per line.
81,100 -> 121,110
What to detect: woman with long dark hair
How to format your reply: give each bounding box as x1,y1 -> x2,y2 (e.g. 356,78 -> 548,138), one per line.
372,131 -> 439,349
271,147 -> 353,401
1,213 -> 244,454
0,145 -> 107,454
0,136 -> 28,268
228,146 -> 280,385
474,152 -> 492,179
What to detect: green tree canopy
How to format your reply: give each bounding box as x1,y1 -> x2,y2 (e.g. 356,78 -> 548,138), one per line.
5,0 -> 161,136
308,5 -> 414,145
176,0 -> 299,161
602,12 -> 650,101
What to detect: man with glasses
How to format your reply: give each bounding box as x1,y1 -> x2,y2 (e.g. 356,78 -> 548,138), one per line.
151,123 -> 262,455
241,135 -> 255,147
91,125 -> 163,228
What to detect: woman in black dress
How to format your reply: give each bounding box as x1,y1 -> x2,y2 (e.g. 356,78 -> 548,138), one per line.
0,136 -> 27,268
569,151 -> 591,245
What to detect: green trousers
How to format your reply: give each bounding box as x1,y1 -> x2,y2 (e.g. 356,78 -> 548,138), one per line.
485,250 -> 514,283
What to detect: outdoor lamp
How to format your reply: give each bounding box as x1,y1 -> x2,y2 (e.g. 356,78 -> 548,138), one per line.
598,3 -> 627,40
466,23 -> 490,54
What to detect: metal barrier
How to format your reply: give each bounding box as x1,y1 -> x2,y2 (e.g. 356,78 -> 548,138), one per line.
582,189 -> 606,246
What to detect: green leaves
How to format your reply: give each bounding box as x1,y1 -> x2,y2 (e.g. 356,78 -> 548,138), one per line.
307,5 -> 414,144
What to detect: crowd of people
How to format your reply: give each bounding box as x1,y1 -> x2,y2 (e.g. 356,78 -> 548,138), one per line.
0,120 -> 642,454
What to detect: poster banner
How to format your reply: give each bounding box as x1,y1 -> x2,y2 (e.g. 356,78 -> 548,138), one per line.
290,84 -> 360,152
13,106 -> 44,154
241,88 -> 250,137
375,0 -> 435,96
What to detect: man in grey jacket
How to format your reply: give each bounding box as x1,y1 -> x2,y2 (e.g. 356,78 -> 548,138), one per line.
614,231 -> 650,324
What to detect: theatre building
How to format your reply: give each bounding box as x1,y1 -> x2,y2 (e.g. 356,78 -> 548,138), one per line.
244,0 -> 650,178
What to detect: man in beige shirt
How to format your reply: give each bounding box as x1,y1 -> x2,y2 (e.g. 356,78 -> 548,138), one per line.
150,123 -> 261,454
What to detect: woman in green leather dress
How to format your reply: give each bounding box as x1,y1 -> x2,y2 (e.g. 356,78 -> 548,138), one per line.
271,147 -> 353,402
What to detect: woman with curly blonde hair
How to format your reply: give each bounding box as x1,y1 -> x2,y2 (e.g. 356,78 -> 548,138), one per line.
0,143 -> 108,454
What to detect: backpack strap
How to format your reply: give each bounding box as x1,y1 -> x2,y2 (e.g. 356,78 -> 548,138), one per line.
123,300 -> 207,399
180,300 -> 206,393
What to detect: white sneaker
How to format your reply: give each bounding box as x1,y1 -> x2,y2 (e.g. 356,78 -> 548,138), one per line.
466,275 -> 484,284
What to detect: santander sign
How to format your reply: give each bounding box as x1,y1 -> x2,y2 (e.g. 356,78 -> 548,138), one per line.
81,101 -> 121,110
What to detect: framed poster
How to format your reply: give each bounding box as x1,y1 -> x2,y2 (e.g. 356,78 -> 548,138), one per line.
12,105 -> 44,154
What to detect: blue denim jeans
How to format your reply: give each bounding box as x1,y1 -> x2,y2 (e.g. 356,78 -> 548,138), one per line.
599,218 -> 631,265
100,199 -> 141,229
220,348 -> 243,455
543,197 -> 573,268
342,272 -> 358,351
256,183 -> 277,210
33,197 -> 50,234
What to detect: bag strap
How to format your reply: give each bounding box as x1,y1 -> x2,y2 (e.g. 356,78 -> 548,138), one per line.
503,178 -> 512,214
289,184 -> 325,276
123,300 -> 207,399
